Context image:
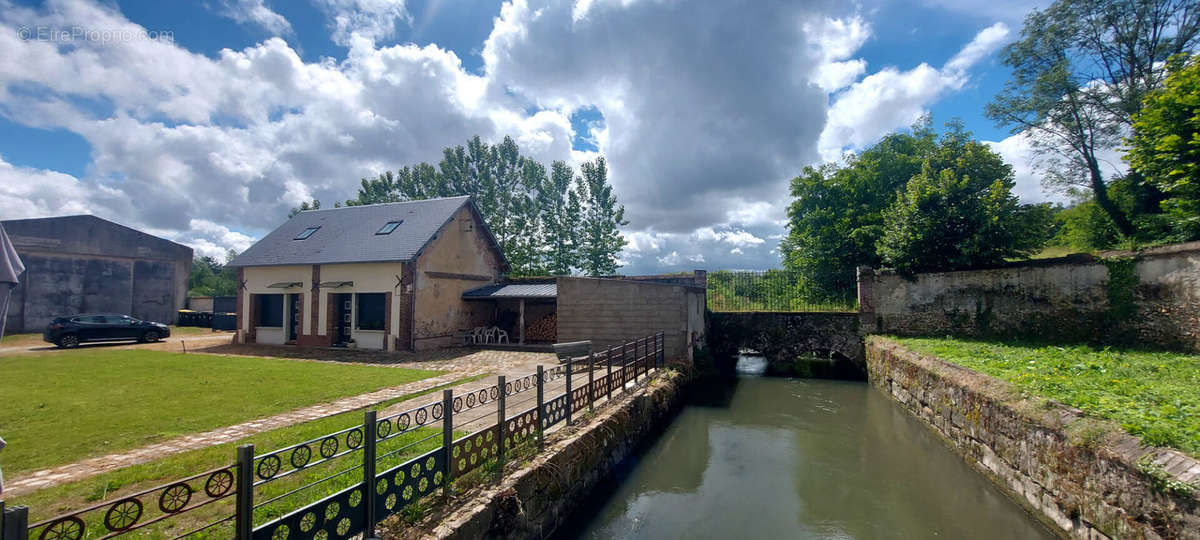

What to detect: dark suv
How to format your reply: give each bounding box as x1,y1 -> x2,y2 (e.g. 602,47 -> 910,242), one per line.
43,314 -> 171,348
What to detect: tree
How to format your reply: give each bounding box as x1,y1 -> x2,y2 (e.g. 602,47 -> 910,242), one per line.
289,199 -> 321,218
539,161 -> 583,274
780,119 -> 938,301
1126,55 -> 1200,240
576,157 -> 628,276
877,146 -> 1052,274
987,0 -> 1200,237
188,251 -> 239,296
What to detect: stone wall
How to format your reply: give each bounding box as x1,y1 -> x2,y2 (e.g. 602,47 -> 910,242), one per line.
707,311 -> 862,375
858,242 -> 1200,351
557,277 -> 705,363
405,371 -> 687,540
866,337 -> 1200,539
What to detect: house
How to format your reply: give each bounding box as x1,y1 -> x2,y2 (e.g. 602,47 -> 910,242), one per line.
1,215 -> 192,333
228,196 -> 508,351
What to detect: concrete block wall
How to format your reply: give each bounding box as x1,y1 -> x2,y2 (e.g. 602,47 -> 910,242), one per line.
556,276 -> 705,362
858,241 -> 1200,351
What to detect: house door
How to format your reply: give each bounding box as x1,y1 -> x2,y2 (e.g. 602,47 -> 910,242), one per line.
336,293 -> 353,344
287,294 -> 301,342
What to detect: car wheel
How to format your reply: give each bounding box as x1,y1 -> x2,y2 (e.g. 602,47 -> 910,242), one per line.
58,334 -> 80,348
141,330 -> 161,343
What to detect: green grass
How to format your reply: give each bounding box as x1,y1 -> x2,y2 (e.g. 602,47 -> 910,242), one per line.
893,337 -> 1200,457
6,375 -> 483,539
0,349 -> 442,475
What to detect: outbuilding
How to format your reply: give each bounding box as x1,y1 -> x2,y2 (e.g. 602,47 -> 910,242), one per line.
1,215 -> 193,333
228,196 -> 508,351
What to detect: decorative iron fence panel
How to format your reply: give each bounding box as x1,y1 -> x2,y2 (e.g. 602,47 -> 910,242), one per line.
6,332 -> 666,540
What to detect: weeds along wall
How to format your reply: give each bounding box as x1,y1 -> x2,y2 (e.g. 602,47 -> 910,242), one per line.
856,241 -> 1200,351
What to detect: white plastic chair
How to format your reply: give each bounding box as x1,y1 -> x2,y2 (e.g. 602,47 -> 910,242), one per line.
471,327 -> 486,344
483,327 -> 496,343
494,328 -> 510,344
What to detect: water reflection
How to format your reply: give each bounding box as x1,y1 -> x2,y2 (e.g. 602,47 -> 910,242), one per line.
559,356 -> 1055,539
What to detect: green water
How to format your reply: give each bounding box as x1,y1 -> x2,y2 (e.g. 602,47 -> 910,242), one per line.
559,357 -> 1056,539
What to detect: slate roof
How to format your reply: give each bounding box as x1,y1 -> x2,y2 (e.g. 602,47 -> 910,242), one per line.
462,282 -> 557,299
229,196 -> 503,267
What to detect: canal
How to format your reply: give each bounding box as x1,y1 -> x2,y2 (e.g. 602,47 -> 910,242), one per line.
558,356 -> 1056,539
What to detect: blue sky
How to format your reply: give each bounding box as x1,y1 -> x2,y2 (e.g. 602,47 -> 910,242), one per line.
0,0 -> 1062,273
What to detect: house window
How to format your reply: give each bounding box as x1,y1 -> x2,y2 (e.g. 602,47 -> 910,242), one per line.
294,226 -> 320,240
356,293 -> 385,331
376,221 -> 402,235
257,294 -> 284,327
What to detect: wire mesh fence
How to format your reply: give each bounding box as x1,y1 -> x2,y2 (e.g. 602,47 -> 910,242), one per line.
706,270 -> 857,312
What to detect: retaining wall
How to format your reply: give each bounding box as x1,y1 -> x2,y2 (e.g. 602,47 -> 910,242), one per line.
857,242 -> 1200,352
399,371 -> 686,540
866,337 -> 1200,539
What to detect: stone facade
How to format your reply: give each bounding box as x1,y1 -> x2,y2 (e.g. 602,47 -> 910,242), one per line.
866,337 -> 1200,539
706,311 -> 863,375
858,242 -> 1200,352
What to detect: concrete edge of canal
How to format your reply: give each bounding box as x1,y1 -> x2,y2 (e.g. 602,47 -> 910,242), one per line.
388,368 -> 689,540
866,336 -> 1200,540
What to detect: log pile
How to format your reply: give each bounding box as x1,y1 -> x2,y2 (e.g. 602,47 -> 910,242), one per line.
525,313 -> 557,342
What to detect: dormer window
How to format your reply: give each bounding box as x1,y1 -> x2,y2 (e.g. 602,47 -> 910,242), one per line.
294,226 -> 320,240
376,221 -> 402,235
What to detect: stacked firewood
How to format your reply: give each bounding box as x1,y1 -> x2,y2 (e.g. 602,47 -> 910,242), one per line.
525,313 -> 557,341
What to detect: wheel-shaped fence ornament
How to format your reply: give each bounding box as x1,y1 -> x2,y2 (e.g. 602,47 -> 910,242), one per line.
453,396 -> 463,412
103,498 -> 143,532
291,445 -> 312,469
271,524 -> 290,540
377,419 -> 392,439
320,436 -> 338,458
466,392 -> 476,408
256,454 -> 282,480
489,386 -> 498,400
158,482 -> 192,513
505,382 -> 513,395
415,407 -> 428,425
478,388 -> 488,404
38,517 -> 84,540
397,412 -> 411,431
432,403 -> 443,420
346,428 -> 364,449
205,469 -> 234,497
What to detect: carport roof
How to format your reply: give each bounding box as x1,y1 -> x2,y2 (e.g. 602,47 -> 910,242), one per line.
462,283 -> 557,299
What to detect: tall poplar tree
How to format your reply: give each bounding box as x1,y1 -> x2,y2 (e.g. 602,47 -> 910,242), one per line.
576,157 -> 628,276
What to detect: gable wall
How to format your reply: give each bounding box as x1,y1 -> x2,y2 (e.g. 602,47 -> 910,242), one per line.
413,206 -> 505,349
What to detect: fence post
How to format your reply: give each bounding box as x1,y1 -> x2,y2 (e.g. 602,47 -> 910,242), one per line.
606,347 -> 613,401
536,365 -> 545,451
587,352 -> 595,412
362,410 -> 378,539
441,390 -> 453,498
565,357 -> 573,426
2,502 -> 30,540
496,375 -> 506,480
235,444 -> 255,540
633,338 -> 640,385
621,342 -> 629,393
657,332 -> 664,368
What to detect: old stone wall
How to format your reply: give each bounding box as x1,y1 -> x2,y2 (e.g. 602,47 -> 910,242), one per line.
556,277 -> 705,362
706,311 -> 862,375
414,371 -> 687,540
858,242 -> 1200,351
866,337 -> 1200,539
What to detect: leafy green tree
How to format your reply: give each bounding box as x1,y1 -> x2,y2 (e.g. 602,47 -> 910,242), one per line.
188,251 -> 239,296
877,145 -> 1052,274
780,119 -> 938,301
539,161 -> 583,274
987,0 -> 1200,237
576,157 -> 628,276
1126,55 -> 1200,240
288,199 -> 321,218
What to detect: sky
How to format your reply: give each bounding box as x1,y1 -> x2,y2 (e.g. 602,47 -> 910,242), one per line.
0,0 -> 1124,274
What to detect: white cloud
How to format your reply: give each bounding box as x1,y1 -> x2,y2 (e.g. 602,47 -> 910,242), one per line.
818,22 -> 1010,159
985,130 -> 1126,205
313,0 -> 411,46
656,251 -> 680,266
214,0 -> 294,36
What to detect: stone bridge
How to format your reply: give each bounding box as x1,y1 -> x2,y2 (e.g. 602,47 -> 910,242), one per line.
706,312 -> 864,377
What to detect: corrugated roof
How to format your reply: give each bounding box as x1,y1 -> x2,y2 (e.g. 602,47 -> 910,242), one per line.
462,283 -> 557,299
229,197 -> 490,267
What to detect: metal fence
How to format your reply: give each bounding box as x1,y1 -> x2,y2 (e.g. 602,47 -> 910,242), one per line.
2,333 -> 666,540
706,270 -> 856,312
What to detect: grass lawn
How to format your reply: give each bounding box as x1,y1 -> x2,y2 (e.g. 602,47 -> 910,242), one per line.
0,349 -> 442,475
893,337 -> 1200,457
6,375 -> 483,539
